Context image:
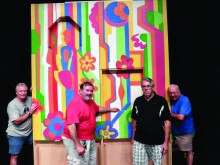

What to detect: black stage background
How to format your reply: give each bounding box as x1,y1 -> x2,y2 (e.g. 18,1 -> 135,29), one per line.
0,0 -> 219,164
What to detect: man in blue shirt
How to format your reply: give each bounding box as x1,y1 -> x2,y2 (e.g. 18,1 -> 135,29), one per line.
168,84 -> 195,165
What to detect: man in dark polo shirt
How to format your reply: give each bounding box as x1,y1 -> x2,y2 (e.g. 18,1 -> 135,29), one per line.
131,77 -> 171,165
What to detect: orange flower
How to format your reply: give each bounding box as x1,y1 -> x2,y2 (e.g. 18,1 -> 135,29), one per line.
31,98 -> 44,114
80,52 -> 96,72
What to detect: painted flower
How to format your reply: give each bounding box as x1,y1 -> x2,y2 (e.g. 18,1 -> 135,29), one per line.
99,124 -> 118,139
31,98 -> 44,114
80,78 -> 98,92
43,111 -> 65,140
116,55 -> 134,79
80,52 -> 96,72
114,2 -> 129,20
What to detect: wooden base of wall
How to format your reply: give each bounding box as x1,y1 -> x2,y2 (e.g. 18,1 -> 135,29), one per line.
34,139 -> 172,165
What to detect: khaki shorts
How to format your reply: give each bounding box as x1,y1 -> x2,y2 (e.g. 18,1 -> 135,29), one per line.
175,133 -> 195,151
62,137 -> 97,165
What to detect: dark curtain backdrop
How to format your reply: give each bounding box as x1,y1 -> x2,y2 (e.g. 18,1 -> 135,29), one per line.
0,0 -> 219,164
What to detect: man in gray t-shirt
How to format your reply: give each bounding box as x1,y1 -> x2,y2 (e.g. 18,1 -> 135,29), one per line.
6,83 -> 38,165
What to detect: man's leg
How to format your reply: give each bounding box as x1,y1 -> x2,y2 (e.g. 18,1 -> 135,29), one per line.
10,154 -> 19,165
175,133 -> 194,165
133,141 -> 148,165
87,140 -> 97,165
63,138 -> 82,165
187,150 -> 193,165
7,135 -> 25,165
147,145 -> 162,165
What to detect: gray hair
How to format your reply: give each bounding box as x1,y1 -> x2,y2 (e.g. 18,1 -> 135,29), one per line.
15,83 -> 28,92
141,77 -> 155,87
168,84 -> 180,90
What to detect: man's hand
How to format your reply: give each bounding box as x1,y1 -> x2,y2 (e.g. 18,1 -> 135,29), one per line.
98,107 -> 120,113
76,145 -> 85,155
110,107 -> 120,112
161,142 -> 168,155
29,103 -> 39,115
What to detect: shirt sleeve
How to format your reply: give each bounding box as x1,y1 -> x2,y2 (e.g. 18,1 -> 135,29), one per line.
92,100 -> 99,114
66,98 -> 79,125
131,99 -> 138,120
179,97 -> 192,116
7,103 -> 21,121
161,99 -> 171,121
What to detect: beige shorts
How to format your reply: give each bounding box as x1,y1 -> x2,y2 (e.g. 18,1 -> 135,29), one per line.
175,133 -> 195,151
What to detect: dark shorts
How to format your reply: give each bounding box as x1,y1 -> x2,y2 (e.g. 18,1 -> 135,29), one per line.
7,133 -> 33,155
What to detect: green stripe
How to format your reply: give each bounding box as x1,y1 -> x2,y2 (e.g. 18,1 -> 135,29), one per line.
158,0 -> 164,31
116,26 -> 126,59
143,33 -> 152,77
81,2 -> 91,54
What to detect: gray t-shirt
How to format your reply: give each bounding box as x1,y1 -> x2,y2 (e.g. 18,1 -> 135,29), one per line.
6,96 -> 32,137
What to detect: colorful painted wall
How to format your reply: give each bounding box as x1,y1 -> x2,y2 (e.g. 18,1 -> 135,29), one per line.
31,0 -> 169,141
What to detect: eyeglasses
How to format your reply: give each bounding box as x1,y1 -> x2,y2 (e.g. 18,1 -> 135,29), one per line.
141,85 -> 152,89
